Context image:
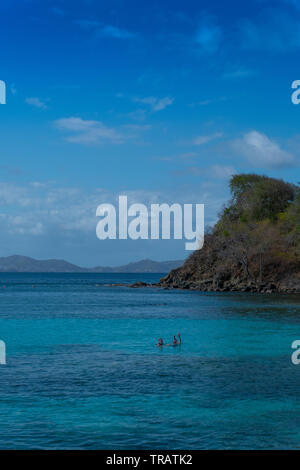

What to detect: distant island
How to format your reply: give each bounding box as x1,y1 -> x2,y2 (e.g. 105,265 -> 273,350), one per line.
158,173 -> 300,294
0,255 -> 183,273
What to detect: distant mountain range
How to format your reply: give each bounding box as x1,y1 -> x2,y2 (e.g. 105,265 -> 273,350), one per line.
0,255 -> 184,273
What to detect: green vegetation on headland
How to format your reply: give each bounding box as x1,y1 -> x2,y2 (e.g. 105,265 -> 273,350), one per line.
159,174 -> 300,293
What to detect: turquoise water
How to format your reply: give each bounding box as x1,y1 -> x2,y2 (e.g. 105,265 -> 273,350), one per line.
0,273 -> 300,449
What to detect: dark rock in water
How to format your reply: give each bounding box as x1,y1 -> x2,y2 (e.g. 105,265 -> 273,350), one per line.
129,281 -> 151,288
105,281 -> 154,288
111,283 -> 129,286
99,282 -> 129,287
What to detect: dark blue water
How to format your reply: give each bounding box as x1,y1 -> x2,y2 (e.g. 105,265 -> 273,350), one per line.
0,273 -> 300,449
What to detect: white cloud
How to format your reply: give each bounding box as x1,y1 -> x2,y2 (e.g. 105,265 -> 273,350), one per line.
0,179 -> 231,263
0,182 -> 99,236
193,132 -> 223,145
210,165 -> 237,179
30,182 -> 46,188
152,97 -> 174,111
0,182 -> 33,206
0,181 -> 225,239
25,97 -> 48,109
133,96 -> 174,112
54,117 -> 150,145
232,130 -> 296,168
9,216 -> 44,236
54,117 -> 124,144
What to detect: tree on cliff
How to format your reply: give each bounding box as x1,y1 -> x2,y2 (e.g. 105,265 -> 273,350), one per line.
223,174 -> 296,223
216,174 -> 298,283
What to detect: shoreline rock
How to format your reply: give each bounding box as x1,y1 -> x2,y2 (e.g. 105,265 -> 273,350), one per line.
104,279 -> 300,293
156,275 -> 300,294
129,281 -> 151,288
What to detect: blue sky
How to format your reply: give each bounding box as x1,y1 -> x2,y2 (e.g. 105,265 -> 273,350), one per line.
1,0 -> 300,266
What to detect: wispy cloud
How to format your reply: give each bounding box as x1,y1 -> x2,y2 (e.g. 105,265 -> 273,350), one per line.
0,181 -> 217,240
54,117 -> 149,145
126,109 -> 147,121
210,164 -> 237,179
222,67 -> 257,79
238,8 -> 300,52
99,25 -> 135,39
10,83 -> 17,95
193,132 -> 223,145
54,117 -> 124,144
74,19 -> 136,39
156,151 -> 198,162
189,99 -> 212,107
189,96 -> 229,107
195,16 -> 222,54
133,96 -> 174,112
232,131 -> 296,168
0,182 -> 98,236
25,97 -> 48,109
176,164 -> 236,180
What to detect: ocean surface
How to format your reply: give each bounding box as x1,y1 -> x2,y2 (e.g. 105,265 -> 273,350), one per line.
0,272 -> 300,449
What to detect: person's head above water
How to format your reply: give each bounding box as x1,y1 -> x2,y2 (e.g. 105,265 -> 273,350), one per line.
157,338 -> 163,346
173,335 -> 177,343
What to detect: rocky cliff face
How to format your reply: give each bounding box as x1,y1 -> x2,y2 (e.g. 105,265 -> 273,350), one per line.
157,174 -> 300,294
157,242 -> 300,294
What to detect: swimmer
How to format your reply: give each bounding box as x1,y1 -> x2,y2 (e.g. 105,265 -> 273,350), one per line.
156,333 -> 182,347
172,333 -> 181,346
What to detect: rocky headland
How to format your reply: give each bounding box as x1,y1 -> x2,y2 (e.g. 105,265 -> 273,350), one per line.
157,174 -> 300,294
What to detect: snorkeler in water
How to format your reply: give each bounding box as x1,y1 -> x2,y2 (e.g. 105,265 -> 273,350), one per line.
172,333 -> 181,346
177,332 -> 181,344
156,333 -> 181,347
